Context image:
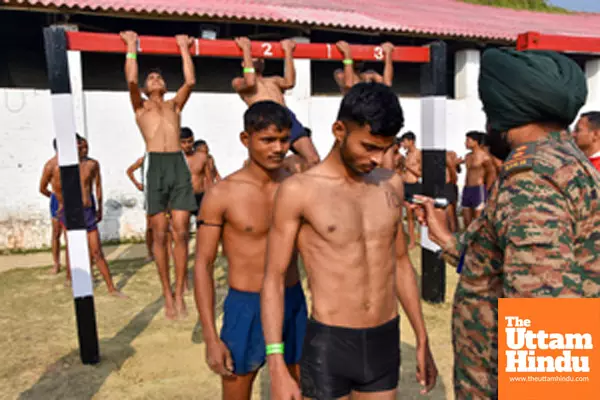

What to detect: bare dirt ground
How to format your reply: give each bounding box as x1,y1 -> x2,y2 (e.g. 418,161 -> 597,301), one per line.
0,245 -> 457,400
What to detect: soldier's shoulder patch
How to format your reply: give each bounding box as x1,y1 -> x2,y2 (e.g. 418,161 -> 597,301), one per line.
501,142 -> 536,178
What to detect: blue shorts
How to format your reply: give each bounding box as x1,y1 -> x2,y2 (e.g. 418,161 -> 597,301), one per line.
50,194 -> 59,219
221,282 -> 308,375
461,185 -> 488,209
286,108 -> 311,148
58,206 -> 98,232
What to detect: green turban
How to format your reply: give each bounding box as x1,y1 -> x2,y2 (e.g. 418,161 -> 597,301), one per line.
479,49 -> 587,133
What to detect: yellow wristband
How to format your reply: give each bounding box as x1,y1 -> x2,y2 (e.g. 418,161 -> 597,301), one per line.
126,52 -> 137,60
343,59 -> 353,65
265,343 -> 284,355
243,67 -> 255,74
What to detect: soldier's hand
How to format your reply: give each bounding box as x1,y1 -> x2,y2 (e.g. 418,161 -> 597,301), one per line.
235,37 -> 252,51
205,339 -> 234,377
120,31 -> 138,45
416,341 -> 438,394
336,41 -> 352,58
410,195 -> 452,246
280,39 -> 296,53
381,42 -> 395,55
175,34 -> 194,49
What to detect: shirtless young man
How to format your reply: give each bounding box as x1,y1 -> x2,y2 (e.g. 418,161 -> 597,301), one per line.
334,41 -> 395,94
39,139 -> 66,274
121,30 -> 197,319
262,83 -> 437,400
444,150 -> 460,233
195,140 -> 222,189
232,37 -> 320,167
180,127 -> 210,216
53,136 -> 123,296
194,101 -> 307,399
399,131 -> 422,249
459,131 -> 497,227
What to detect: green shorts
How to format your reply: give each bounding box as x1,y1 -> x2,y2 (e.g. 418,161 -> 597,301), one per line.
144,152 -> 196,216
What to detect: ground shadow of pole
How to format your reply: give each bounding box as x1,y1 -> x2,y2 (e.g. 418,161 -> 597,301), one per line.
258,342 -> 448,400
18,295 -> 164,400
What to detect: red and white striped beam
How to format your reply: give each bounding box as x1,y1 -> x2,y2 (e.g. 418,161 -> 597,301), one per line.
65,31 -> 430,63
517,31 -> 600,54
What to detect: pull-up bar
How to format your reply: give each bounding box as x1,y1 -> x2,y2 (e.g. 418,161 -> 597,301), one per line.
517,31 -> 600,54
65,31 -> 430,63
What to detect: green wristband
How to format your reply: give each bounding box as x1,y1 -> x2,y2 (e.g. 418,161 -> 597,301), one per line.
343,59 -> 353,65
126,52 -> 137,60
265,343 -> 284,355
243,67 -> 255,74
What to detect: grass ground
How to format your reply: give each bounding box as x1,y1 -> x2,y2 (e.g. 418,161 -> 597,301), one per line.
0,246 -> 457,400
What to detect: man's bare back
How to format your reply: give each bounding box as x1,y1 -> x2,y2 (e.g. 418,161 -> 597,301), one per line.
235,76 -> 286,106
50,157 -> 96,209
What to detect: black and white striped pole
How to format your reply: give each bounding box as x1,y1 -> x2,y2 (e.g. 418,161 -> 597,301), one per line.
43,26 -> 100,364
420,41 -> 447,304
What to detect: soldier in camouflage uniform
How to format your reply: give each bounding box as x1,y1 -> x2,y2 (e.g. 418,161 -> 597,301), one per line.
413,48 -> 600,399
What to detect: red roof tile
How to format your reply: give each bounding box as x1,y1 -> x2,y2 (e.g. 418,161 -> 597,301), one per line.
5,0 -> 600,41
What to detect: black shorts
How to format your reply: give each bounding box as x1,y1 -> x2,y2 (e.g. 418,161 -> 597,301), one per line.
444,183 -> 458,204
194,192 -> 204,214
300,316 -> 400,399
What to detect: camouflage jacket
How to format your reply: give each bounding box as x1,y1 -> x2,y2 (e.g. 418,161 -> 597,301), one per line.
440,131 -> 600,399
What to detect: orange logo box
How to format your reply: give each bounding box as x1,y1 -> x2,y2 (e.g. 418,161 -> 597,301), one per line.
499,298 -> 600,400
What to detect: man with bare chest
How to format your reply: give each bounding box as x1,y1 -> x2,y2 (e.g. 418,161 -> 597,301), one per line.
262,83 -> 437,400
399,131 -> 422,249
121,31 -> 197,319
445,150 -> 460,232
459,131 -> 497,227
180,127 -> 209,216
194,101 -> 307,399
232,37 -> 320,168
53,136 -> 122,296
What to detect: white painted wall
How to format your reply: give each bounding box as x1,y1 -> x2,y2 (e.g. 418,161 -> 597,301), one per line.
0,87 -> 489,250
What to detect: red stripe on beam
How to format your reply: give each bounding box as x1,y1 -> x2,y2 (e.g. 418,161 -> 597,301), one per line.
517,31 -> 600,54
66,31 -> 430,63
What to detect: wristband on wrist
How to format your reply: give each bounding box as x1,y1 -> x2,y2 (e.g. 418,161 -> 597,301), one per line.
343,59 -> 353,65
126,52 -> 137,60
265,343 -> 284,355
243,67 -> 256,74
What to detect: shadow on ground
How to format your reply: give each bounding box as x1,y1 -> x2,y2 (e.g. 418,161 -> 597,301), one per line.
18,295 -> 164,400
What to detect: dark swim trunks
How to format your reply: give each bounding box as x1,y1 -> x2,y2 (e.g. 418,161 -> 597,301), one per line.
444,183 -> 459,204
193,192 -> 204,214
58,206 -> 98,232
220,282 -> 307,375
300,316 -> 401,399
50,194 -> 59,219
286,108 -> 311,149
461,185 -> 488,209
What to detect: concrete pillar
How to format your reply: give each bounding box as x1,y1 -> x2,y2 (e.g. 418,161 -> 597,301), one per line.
585,59 -> 600,108
454,49 -> 480,100
53,23 -> 88,139
287,36 -> 311,128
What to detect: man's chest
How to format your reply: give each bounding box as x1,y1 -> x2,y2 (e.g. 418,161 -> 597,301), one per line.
303,186 -> 401,244
225,186 -> 279,235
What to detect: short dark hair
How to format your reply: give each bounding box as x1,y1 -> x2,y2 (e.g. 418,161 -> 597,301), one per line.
194,139 -> 207,149
582,111 -> 600,130
466,131 -> 486,145
52,138 -> 57,151
400,131 -> 416,142
145,68 -> 163,79
394,136 -> 402,146
244,101 -> 292,133
337,82 -> 404,137
76,133 -> 84,142
180,127 -> 194,139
